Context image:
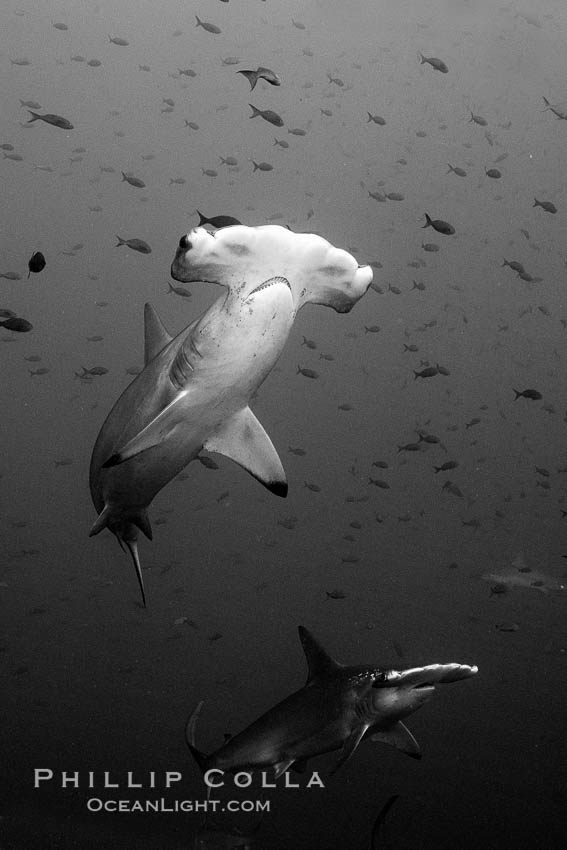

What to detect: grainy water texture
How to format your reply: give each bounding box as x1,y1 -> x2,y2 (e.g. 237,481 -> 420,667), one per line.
1,1 -> 566,848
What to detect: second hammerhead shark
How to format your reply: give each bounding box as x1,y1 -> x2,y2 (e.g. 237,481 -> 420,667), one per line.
185,627 -> 478,779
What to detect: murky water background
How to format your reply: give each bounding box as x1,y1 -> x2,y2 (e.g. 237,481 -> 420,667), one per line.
1,1 -> 566,847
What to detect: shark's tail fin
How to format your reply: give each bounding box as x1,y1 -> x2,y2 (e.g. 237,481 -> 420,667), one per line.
89,507 -> 151,607
185,701 -> 208,773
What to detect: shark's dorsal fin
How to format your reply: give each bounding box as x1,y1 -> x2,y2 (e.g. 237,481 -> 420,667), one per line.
369,721 -> 421,759
144,303 -> 173,365
298,626 -> 341,683
204,407 -> 287,497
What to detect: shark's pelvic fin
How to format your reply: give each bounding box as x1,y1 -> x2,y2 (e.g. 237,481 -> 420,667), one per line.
273,759 -> 295,779
89,504 -> 112,537
102,391 -> 189,467
144,303 -> 173,365
204,407 -> 288,497
369,721 -> 422,759
298,626 -> 341,683
331,724 -> 369,774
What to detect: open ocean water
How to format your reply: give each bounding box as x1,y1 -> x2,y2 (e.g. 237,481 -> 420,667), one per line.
1,1 -> 566,847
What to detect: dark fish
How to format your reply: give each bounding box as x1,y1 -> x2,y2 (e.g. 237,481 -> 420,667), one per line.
422,213 -> 455,235
403,343 -> 418,352
28,251 -> 46,277
513,388 -> 542,400
422,242 -> 439,252
369,477 -> 390,489
469,112 -> 487,126
501,258 -> 525,274
302,336 -> 317,349
195,16 -> 221,34
414,365 -> 438,379
108,35 -> 129,46
29,367 -> 49,376
326,589 -> 347,599
304,482 -> 321,492
288,446 -> 306,456
121,172 -> 146,188
327,74 -> 344,86
533,198 -> 557,214
238,67 -> 281,91
485,168 -> 501,179
386,192 -> 404,201
52,22 -> 68,30
397,442 -> 424,453
367,113 -> 386,125
465,417 -> 480,429
27,110 -> 73,130
419,54 -> 448,73
178,68 -> 197,77
87,59 -> 102,67
196,211 -> 242,228
297,365 -> 319,379
434,461 -> 458,473
442,480 -> 463,497
288,127 -> 307,136
249,104 -> 284,127
447,164 -> 466,176
252,161 -> 273,172
0,317 -> 33,332
115,236 -> 152,254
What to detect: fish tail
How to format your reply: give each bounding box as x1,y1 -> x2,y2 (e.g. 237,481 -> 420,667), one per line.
533,198 -> 539,207
27,110 -> 41,123
423,213 -> 432,228
512,388 -> 521,400
413,371 -> 419,380
252,161 -> 259,171
195,15 -> 201,26
115,235 -> 125,246
418,52 -> 425,63
196,210 -> 208,226
249,103 -> 261,118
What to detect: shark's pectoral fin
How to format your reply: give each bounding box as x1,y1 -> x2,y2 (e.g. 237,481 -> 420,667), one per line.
102,391 -> 189,467
204,407 -> 287,497
331,724 -> 369,775
273,759 -> 295,779
369,721 -> 421,760
144,303 -> 173,365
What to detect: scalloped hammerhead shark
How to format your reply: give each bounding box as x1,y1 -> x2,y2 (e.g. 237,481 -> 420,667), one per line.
89,225 -> 373,605
185,626 -> 478,779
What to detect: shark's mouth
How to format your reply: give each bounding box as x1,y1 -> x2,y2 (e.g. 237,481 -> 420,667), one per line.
247,275 -> 291,297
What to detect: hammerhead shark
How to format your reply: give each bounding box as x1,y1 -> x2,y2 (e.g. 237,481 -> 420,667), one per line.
185,627 -> 478,778
89,225 -> 373,604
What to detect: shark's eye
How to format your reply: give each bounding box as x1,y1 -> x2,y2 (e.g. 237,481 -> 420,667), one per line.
179,235 -> 192,251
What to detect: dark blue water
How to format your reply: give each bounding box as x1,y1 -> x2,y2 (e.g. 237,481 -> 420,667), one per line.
2,1 -> 566,847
